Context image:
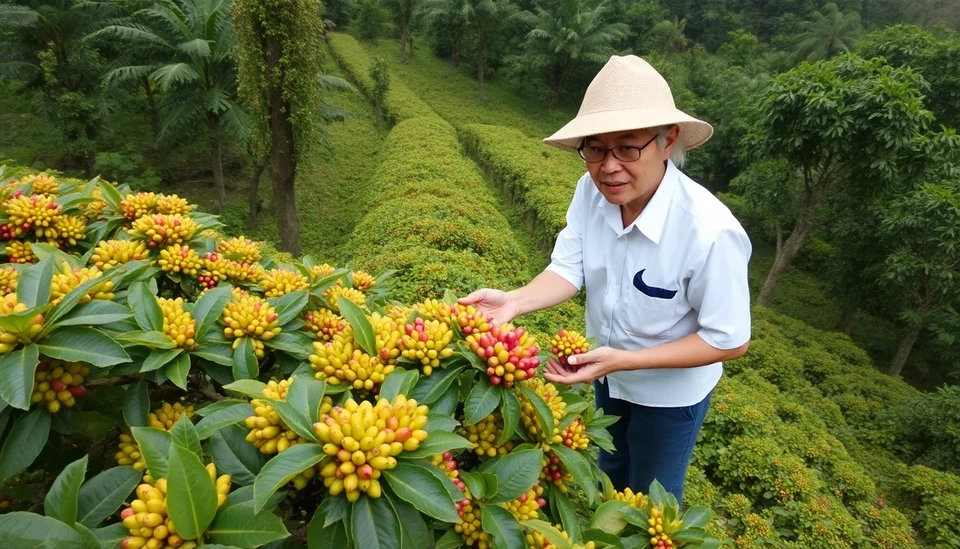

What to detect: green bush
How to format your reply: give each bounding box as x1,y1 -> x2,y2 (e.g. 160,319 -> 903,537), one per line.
877,385 -> 960,475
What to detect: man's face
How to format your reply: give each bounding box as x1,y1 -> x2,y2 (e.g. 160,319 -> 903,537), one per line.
581,127 -> 677,210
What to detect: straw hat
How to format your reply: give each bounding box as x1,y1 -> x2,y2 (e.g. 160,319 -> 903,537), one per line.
543,55 -> 713,152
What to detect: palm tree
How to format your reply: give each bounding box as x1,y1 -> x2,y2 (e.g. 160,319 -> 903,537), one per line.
516,0 -> 627,109
92,0 -> 248,214
421,0 -> 468,67
461,0 -> 517,97
794,3 -> 862,61
652,15 -> 689,54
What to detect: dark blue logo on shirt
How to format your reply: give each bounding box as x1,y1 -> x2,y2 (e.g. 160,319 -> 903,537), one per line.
633,269 -> 677,299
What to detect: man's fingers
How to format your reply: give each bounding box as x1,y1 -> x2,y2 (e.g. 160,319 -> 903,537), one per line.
457,289 -> 486,305
567,349 -> 597,367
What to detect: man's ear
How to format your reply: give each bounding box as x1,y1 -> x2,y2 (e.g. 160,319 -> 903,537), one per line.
662,125 -> 680,157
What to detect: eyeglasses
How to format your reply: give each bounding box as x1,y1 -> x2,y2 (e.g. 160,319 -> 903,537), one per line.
577,135 -> 658,163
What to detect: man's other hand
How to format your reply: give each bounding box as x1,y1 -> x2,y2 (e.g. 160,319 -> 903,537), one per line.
458,288 -> 519,325
544,347 -> 627,385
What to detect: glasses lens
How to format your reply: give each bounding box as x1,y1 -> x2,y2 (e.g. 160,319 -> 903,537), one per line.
580,146 -> 605,162
613,147 -> 641,162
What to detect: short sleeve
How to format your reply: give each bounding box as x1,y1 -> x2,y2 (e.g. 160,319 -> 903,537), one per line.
686,225 -> 753,350
544,173 -> 589,291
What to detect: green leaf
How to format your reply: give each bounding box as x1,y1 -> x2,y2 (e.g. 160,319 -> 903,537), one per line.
385,487 -> 428,549
210,425 -> 266,485
128,281 -> 163,331
77,466 -> 143,527
165,353 -> 192,390
457,341 -> 489,372
479,448 -> 543,504
0,344 -> 39,410
522,520 -> 572,549
232,337 -> 259,380
206,502 -> 290,547
171,413 -> 202,455
269,399 -> 319,443
44,455 -> 88,525
382,461 -> 459,523
191,343 -> 235,367
0,512 -> 86,548
264,332 -> 313,359
91,523 -> 130,548
196,401 -> 254,439
56,300 -> 134,327
400,431 -> 474,459
115,330 -> 176,349
590,500 -> 629,534
379,369 -> 419,403
270,289 -> 309,326
252,444 -> 325,513
550,488 -> 581,542
482,472 -> 500,500
517,383 -> 554,440
434,528 -> 465,549
285,376 -> 325,427
337,296 -> 376,355
425,413 -> 459,433
681,506 -> 713,530
39,327 -> 130,367
16,258 -> 53,308
648,479 -> 669,508
98,179 -> 123,212
141,348 -> 183,373
131,427 -> 172,480
550,444 -> 599,506
123,379 -> 150,428
464,379 -> 501,426
193,285 -> 232,339
411,362 -> 465,404
587,411 -> 620,429
499,388 -> 521,446
0,408 -> 51,481
459,471 -> 486,500
167,444 -> 218,540
442,290 -> 459,305
223,379 -> 267,399
583,528 -> 626,547
481,505 -> 526,549
307,502 -> 349,549
351,494 -> 401,549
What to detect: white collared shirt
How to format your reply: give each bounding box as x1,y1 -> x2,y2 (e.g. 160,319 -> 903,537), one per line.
545,160 -> 752,407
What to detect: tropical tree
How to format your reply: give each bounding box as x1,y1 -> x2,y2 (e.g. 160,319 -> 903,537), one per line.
793,2 -> 862,61
511,0 -> 628,109
748,54 -> 933,307
92,0 -> 248,215
421,0 -> 469,67
462,0 -> 518,97
652,15 -> 689,54
232,0 -> 326,255
387,0 -> 420,63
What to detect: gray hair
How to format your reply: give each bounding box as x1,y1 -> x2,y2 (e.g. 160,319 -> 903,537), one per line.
651,124 -> 687,168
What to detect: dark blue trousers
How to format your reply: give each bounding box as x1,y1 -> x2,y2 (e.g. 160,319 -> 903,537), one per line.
593,380 -> 712,506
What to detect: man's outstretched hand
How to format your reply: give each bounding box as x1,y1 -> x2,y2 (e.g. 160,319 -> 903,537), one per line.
458,288 -> 519,325
543,347 -> 630,385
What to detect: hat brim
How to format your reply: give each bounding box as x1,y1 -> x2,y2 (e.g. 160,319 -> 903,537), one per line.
542,108 -> 714,152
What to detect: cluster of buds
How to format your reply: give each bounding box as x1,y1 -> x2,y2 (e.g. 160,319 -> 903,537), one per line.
466,324 -> 540,387
157,245 -> 201,277
115,434 -> 146,472
210,464 -> 232,508
3,194 -> 61,239
84,187 -> 108,219
451,304 -> 492,336
216,236 -> 261,264
4,241 -> 36,263
542,451 -> 572,493
463,412 -> 514,457
245,378 -> 307,454
431,451 -> 467,494
90,240 -> 150,270
520,379 -> 566,444
127,214 -> 198,249
525,530 -> 596,549
324,285 -> 366,312
647,507 -> 674,548
303,308 -> 352,342
158,298 -> 197,350
50,263 -> 114,305
350,270 -> 376,291
0,293 -> 44,354
314,396 -> 429,502
562,418 -> 589,450
411,299 -> 453,325
19,173 -> 60,196
31,361 -> 88,414
399,317 -> 455,375
504,482 -> 546,521
310,263 -> 336,280
155,195 -> 193,217
610,488 -> 648,509
371,313 -> 400,365
551,329 -> 590,369
221,289 -> 281,358
149,402 -> 194,431
120,192 -> 160,220
308,339 -> 394,394
53,215 -> 87,247
455,499 -> 490,549
197,252 -> 263,289
0,267 -> 18,295
259,268 -> 309,298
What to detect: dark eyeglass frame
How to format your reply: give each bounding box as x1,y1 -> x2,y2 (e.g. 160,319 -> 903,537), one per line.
577,134 -> 658,163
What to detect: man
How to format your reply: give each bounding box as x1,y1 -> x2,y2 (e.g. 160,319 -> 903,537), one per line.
459,55 -> 752,505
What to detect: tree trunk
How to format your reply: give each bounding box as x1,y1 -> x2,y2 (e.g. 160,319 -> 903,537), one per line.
400,21 -> 408,63
477,37 -> 485,98
211,137 -> 227,215
142,75 -> 161,141
889,321 -> 923,377
247,161 -> 266,227
836,304 -> 858,334
265,34 -> 301,255
452,39 -> 460,68
757,184 -> 824,306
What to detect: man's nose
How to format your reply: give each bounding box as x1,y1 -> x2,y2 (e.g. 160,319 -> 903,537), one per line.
599,151 -> 621,173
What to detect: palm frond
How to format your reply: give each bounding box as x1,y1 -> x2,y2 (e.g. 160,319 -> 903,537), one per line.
103,64 -> 155,87
320,104 -> 353,123
0,4 -> 40,28
88,23 -> 172,48
152,62 -> 201,91
317,75 -> 358,93
178,37 -> 212,59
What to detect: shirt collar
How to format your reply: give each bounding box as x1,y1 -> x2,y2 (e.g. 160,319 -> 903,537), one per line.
598,160 -> 679,244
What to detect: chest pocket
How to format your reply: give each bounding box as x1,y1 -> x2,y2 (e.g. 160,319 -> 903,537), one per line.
621,268 -> 678,339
